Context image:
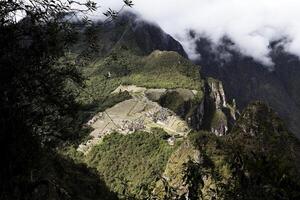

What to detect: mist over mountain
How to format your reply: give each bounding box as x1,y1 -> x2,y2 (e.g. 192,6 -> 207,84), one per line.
90,10 -> 300,138
3,1 -> 300,199
63,15 -> 300,199
96,0 -> 300,66
193,36 -> 300,138
73,12 -> 187,58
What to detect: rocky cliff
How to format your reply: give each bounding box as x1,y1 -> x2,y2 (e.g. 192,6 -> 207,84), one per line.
61,46 -> 300,199
194,37 -> 300,138
201,77 -> 238,136
57,16 -> 300,200
153,102 -> 300,200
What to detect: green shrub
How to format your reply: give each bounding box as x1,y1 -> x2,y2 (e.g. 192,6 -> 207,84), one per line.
85,131 -> 178,198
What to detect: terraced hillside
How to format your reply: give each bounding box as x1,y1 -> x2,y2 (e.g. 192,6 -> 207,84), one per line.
59,17 -> 300,200
77,85 -> 192,154
61,45 -> 300,199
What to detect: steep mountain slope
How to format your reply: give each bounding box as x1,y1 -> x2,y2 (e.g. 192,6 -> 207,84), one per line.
194,37 -> 300,138
58,17 -> 300,199
154,102 -> 300,200
64,39 -> 240,198
72,12 -> 187,60
65,51 -> 299,199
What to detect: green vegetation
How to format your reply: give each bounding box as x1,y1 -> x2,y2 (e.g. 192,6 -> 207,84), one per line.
183,103 -> 300,200
0,1 -> 138,199
157,90 -> 204,130
123,71 -> 200,89
75,49 -> 203,106
84,130 -> 179,198
57,41 -> 300,200
211,110 -> 227,129
124,50 -> 201,89
188,131 -> 233,189
4,1 -> 300,198
58,26 -> 206,200
153,131 -> 233,200
159,91 -> 185,112
30,150 -> 119,200
77,91 -> 131,123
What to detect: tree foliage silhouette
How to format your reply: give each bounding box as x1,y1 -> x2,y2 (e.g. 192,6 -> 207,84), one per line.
0,0 -> 132,199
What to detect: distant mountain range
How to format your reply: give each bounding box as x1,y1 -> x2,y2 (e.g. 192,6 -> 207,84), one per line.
7,11 -> 300,200
99,12 -> 300,139
56,12 -> 300,199
193,36 -> 300,138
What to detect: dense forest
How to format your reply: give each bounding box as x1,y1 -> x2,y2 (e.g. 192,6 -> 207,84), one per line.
0,1 -> 130,199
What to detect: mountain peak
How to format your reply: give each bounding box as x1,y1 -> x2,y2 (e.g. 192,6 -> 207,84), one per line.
232,101 -> 287,137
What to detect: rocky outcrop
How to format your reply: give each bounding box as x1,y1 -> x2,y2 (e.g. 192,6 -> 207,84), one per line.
153,102 -> 300,200
232,101 -> 294,138
152,77 -> 238,136
153,141 -> 201,199
200,78 -> 238,136
195,36 -> 300,138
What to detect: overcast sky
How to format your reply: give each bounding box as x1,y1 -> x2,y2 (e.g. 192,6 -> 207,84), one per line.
94,0 -> 300,65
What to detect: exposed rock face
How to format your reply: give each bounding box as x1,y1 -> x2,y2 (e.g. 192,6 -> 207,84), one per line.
150,76 -> 238,136
194,37 -> 300,138
153,139 -> 230,200
79,78 -> 238,154
153,141 -> 201,199
207,78 -> 226,109
153,102 -> 300,200
201,78 -> 238,136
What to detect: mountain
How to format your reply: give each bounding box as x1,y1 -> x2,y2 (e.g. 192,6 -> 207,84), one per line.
154,102 -> 300,199
5,6 -> 300,200
72,12 -> 187,59
56,15 -> 300,199
13,13 -> 300,200
193,37 -> 300,138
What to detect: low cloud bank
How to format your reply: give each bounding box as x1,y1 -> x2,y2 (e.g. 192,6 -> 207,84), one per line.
95,0 -> 300,66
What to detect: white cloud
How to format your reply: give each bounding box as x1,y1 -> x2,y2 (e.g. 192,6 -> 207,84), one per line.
93,0 -> 300,65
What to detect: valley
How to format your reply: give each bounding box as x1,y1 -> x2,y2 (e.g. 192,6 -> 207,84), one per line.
57,16 -> 300,197
3,9 -> 300,200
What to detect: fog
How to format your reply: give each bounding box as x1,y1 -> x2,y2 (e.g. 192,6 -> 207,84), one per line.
94,0 -> 300,65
